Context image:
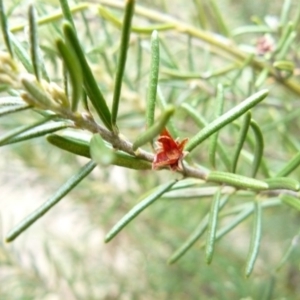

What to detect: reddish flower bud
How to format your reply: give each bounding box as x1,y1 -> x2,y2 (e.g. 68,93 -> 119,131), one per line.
152,128 -> 188,171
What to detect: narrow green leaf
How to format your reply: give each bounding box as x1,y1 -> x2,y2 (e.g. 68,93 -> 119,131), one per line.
273,60 -> 295,72
111,0 -> 135,127
232,112 -> 251,173
169,216 -> 208,264
0,0 -> 13,57
207,171 -> 268,190
160,38 -> 178,69
0,116 -> 52,146
98,5 -> 174,34
209,84 -> 224,168
63,22 -> 112,130
255,67 -> 269,89
47,133 -> 90,158
0,96 -> 26,106
10,33 -> 33,73
56,39 -> 83,111
110,152 -> 152,170
205,189 -> 221,264
264,177 -> 299,191
135,37 -> 142,89
232,25 -> 275,36
181,102 -> 231,170
133,105 -> 175,151
29,5 -> 41,82
58,0 -> 75,28
209,0 -> 230,37
105,180 -> 177,243
185,89 -> 268,152
214,207 -> 253,242
274,22 -> 294,55
146,30 -> 160,128
21,77 -> 56,109
277,31 -> 296,60
250,119 -> 264,177
245,201 -> 262,277
0,104 -> 31,117
168,195 -> 229,264
192,0 -> 207,29
0,121 -> 70,145
280,0 -> 292,27
294,3 -> 300,28
90,134 -> 151,170
157,86 -> 178,138
6,160 -> 96,242
276,234 -> 300,271
280,194 -> 300,211
10,3 -> 88,34
162,64 -> 238,80
275,151 -> 300,177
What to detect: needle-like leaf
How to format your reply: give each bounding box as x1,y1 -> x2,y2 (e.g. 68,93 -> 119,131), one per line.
207,171 -> 268,190
63,22 -> 112,130
133,105 -> 175,150
232,112 -> 251,173
0,0 -> 13,57
56,39 -> 83,111
47,133 -> 90,158
185,89 -> 268,152
111,0 -> 135,127
29,5 -> 41,82
146,30 -> 160,128
245,201 -> 262,277
6,160 -> 96,242
0,121 -> 70,145
168,195 -> 229,264
0,116 -> 53,145
209,84 -> 224,168
105,180 -> 177,243
250,119 -> 264,177
205,188 -> 222,264
275,151 -> 300,177
90,134 -> 151,170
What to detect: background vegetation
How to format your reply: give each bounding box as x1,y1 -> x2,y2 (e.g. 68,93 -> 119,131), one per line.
1,0 -> 300,299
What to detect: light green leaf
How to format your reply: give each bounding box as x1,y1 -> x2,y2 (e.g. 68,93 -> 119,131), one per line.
280,194 -> 300,211
250,119 -> 264,177
185,89 -> 268,152
232,112 -> 251,173
245,201 -> 262,277
0,121 -> 70,145
111,0 -> 135,127
133,105 -> 175,151
47,133 -> 90,158
265,177 -> 299,191
90,134 -> 151,170
63,22 -> 112,130
168,195 -> 229,264
56,38 -> 83,111
207,171 -> 268,190
205,188 -> 222,264
146,30 -> 160,128
105,180 -> 177,243
6,160 -> 96,242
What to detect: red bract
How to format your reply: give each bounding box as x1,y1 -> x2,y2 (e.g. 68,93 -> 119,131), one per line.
152,128 -> 188,171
